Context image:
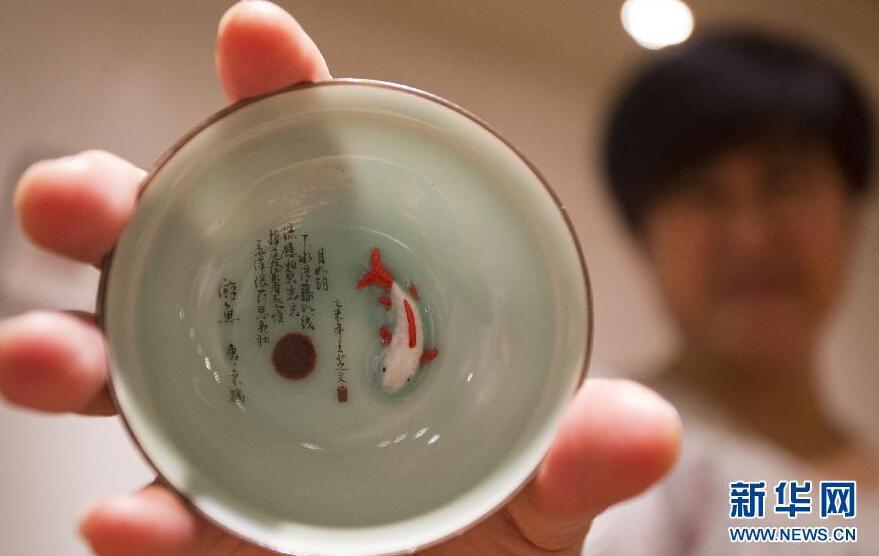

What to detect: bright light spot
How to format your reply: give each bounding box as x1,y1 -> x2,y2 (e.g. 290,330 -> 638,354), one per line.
466,372 -> 474,383
394,433 -> 407,444
378,440 -> 392,448
621,0 -> 694,50
414,427 -> 429,439
301,442 -> 322,451
428,434 -> 440,445
204,357 -> 211,370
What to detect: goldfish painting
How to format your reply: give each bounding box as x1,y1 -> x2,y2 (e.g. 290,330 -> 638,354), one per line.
357,248 -> 439,392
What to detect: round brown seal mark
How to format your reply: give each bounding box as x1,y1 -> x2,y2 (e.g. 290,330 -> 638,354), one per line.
272,332 -> 316,380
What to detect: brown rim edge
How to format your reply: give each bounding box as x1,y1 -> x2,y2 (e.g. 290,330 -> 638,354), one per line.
95,77 -> 594,556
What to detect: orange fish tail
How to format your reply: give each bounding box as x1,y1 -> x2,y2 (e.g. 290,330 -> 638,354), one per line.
357,247 -> 394,290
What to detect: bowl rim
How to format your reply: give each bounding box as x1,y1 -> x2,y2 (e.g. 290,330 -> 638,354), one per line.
95,77 -> 594,556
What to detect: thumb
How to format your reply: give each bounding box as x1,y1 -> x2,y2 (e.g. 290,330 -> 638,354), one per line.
215,0 -> 332,103
505,378 -> 682,551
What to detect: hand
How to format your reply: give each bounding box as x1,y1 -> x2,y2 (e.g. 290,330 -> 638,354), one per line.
0,2 -> 681,554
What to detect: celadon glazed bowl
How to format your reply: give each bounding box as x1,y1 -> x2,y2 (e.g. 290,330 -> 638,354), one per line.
97,79 -> 591,556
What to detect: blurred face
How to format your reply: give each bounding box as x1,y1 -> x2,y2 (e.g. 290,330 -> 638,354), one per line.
642,140 -> 856,371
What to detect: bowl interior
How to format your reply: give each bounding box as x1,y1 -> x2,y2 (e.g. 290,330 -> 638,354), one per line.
101,80 -> 589,556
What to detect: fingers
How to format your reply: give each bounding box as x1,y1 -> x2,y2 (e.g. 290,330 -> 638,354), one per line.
0,311 -> 116,415
15,3 -> 330,267
216,0 -> 331,103
14,150 -> 146,267
505,378 -> 682,551
79,480 -> 268,556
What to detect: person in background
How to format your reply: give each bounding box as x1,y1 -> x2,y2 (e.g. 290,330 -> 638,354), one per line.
0,2 -> 682,555
585,29 -> 877,555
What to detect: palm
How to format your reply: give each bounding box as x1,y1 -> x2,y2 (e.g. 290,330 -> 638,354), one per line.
0,2 -> 680,555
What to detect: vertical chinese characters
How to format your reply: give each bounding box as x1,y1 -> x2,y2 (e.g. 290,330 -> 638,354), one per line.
298,234 -> 315,331
315,247 -> 329,292
218,278 -> 245,406
272,225 -> 331,337
268,229 -> 285,326
334,298 -> 348,402
227,343 -> 245,406
253,240 -> 269,348
218,278 -> 239,323
244,225 -> 334,396
282,224 -> 300,319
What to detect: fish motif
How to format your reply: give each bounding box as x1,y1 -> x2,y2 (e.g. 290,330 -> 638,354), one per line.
357,248 -> 439,392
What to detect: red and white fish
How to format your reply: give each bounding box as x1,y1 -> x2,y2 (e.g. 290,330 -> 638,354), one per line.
357,248 -> 438,392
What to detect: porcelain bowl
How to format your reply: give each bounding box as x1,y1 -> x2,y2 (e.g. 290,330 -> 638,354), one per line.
97,79 -> 591,556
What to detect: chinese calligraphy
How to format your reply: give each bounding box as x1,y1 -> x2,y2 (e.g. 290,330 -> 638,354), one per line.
218,278 -> 239,323
334,298 -> 348,402
253,240 -> 269,348
226,342 -> 245,406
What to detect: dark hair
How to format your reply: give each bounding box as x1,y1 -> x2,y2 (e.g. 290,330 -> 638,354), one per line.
602,28 -> 874,233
